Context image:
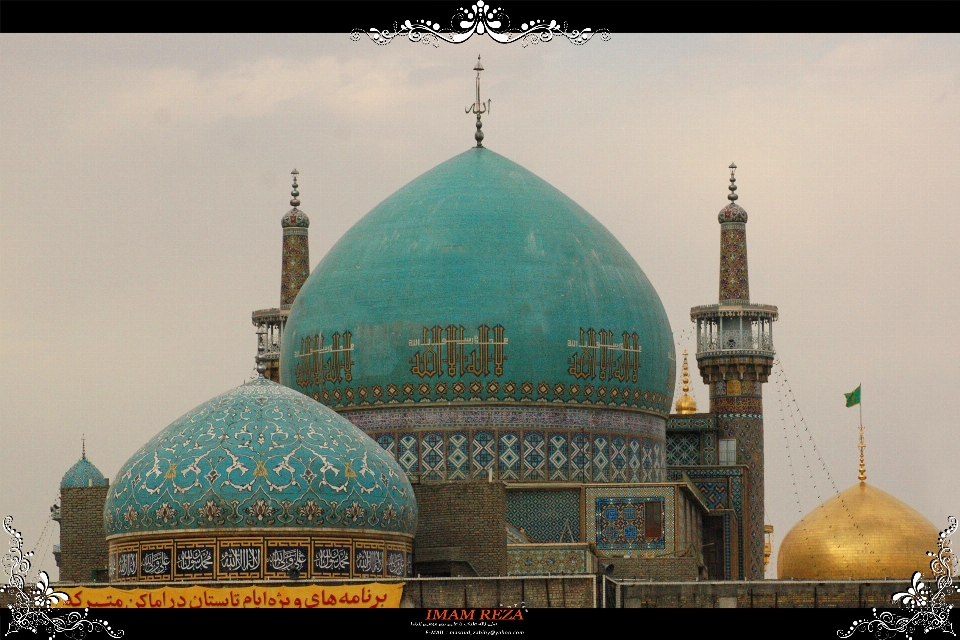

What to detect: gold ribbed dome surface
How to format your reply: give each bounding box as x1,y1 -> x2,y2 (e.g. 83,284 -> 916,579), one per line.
777,482 -> 939,580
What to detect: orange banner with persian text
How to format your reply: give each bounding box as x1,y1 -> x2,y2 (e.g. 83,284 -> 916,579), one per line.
54,583 -> 404,609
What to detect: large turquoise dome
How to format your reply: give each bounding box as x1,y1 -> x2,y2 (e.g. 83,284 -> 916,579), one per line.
104,378 -> 416,538
280,147 -> 675,416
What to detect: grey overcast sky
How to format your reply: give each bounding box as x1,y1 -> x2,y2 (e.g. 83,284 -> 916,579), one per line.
2,33 -> 958,580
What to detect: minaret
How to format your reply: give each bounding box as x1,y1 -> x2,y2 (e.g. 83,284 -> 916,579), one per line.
280,169 -> 310,307
252,169 -> 311,382
691,164 -> 778,579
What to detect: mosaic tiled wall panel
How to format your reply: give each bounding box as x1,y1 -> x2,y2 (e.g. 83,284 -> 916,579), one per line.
665,415 -> 716,431
666,433 -> 700,466
108,535 -> 413,582
506,490 -> 581,543
507,545 -> 594,575
584,486 -> 675,556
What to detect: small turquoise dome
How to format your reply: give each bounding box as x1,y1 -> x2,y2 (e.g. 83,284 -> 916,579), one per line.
104,378 -> 416,537
281,147 -> 674,414
61,456 -> 107,488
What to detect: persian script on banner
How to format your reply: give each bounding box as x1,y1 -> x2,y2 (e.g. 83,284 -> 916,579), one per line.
54,583 -> 404,608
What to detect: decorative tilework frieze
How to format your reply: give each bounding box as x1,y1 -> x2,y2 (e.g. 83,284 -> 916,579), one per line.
505,490 -> 581,543
507,545 -> 591,576
665,415 -> 716,431
352,410 -> 667,484
345,405 -> 665,438
713,396 -> 763,416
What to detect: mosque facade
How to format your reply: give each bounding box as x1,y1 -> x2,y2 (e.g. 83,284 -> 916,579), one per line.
48,66 -> 943,592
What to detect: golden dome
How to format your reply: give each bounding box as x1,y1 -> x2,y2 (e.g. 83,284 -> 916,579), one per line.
674,350 -> 698,414
777,482 -> 940,580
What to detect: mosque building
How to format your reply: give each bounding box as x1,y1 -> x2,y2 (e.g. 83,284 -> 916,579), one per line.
50,60 -> 942,590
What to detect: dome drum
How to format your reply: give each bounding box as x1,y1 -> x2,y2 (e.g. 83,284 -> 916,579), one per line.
107,531 -> 412,582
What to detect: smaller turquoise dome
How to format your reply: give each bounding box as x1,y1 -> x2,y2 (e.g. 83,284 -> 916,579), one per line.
105,378 -> 416,538
61,456 -> 108,488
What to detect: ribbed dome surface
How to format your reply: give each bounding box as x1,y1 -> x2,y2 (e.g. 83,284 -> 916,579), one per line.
777,482 -> 940,579
281,147 -> 675,415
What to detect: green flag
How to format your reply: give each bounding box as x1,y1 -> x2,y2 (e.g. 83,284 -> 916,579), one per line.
845,385 -> 861,407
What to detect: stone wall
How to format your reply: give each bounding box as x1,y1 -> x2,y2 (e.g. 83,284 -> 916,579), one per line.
399,576 -> 595,608
606,579 -> 960,608
604,557 -> 700,581
59,485 -> 109,583
413,481 -> 506,577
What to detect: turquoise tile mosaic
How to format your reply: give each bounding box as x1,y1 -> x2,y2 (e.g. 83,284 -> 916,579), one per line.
506,490 -> 581,543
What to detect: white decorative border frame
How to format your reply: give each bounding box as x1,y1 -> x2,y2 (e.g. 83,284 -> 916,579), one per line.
351,1 -> 610,47
1,516 -> 123,638
839,516 -> 959,639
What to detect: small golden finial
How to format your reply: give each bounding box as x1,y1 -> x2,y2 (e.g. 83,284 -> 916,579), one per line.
675,349 -> 698,414
857,422 -> 866,482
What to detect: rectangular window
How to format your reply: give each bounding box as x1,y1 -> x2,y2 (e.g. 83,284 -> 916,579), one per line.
719,439 -> 737,466
644,500 -> 663,540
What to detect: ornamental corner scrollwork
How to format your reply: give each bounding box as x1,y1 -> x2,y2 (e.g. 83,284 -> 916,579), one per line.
1,516 -> 123,639
351,1 -> 611,48
839,516 -> 960,639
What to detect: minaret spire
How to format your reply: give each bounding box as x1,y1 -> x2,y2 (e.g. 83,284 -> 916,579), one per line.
718,161 -> 749,302
466,55 -> 491,148
280,168 -> 311,308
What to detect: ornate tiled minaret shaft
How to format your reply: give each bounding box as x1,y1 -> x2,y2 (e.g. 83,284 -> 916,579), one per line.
280,169 -> 310,307
691,164 -> 778,579
252,169 -> 311,382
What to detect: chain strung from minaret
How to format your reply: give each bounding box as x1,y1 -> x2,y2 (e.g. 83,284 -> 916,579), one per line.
280,168 -> 311,307
691,164 -> 778,579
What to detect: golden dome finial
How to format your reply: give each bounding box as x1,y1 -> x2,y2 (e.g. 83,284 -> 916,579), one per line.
674,349 -> 697,414
858,422 -> 866,483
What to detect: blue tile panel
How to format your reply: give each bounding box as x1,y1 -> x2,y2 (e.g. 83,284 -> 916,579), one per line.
584,486 -> 676,556
506,490 -> 581,543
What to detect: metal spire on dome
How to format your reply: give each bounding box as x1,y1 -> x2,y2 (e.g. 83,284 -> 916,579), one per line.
858,422 -> 867,482
728,163 -> 738,202
290,169 -> 300,208
466,55 -> 491,148
82,434 -> 86,460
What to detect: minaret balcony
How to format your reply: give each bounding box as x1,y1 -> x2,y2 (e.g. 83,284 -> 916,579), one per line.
691,303 -> 778,360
